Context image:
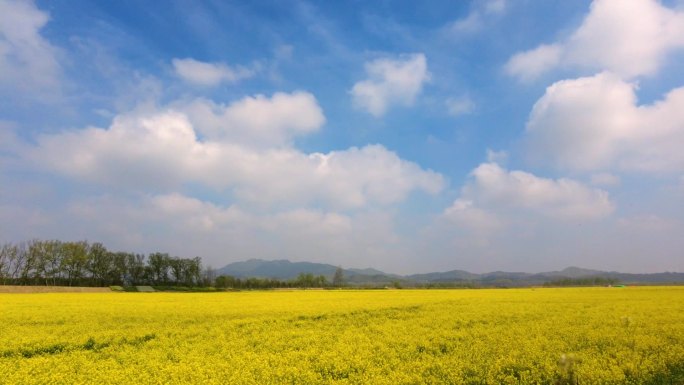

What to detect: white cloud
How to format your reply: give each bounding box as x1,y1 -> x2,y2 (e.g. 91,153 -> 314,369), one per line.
506,0 -> 684,81
149,193 -> 249,232
446,96 -> 475,117
178,91 -> 325,147
443,198 -> 502,233
566,0 -> 684,77
505,44 -> 562,82
0,0 -> 60,92
351,53 -> 430,117
526,72 -> 684,172
467,163 -> 614,220
28,95 -> 443,210
299,145 -> 444,208
265,209 -> 353,237
146,194 -> 352,242
31,111 -> 204,189
172,58 -> 256,86
434,162 -> 615,266
447,0 -> 508,35
445,162 -> 614,225
448,12 -> 483,34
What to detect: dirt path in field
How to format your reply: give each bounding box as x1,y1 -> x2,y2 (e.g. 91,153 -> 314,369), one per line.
0,285 -> 111,293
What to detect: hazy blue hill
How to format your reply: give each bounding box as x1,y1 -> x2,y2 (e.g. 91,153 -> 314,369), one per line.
542,266 -> 607,278
407,270 -> 479,282
217,259 -> 275,275
216,259 -> 393,281
215,259 -> 684,286
346,267 -> 392,276
481,271 -> 531,279
216,259 -> 337,279
603,272 -> 684,283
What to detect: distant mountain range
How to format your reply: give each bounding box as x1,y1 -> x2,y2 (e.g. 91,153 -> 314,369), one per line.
216,259 -> 684,286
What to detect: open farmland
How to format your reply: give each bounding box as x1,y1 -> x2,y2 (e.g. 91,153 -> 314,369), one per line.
1,287 -> 683,384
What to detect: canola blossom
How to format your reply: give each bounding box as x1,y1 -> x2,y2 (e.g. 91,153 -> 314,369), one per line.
1,287 -> 683,384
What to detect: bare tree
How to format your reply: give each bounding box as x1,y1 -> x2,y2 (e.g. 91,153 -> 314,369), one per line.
61,241 -> 89,286
332,266 -> 345,287
0,243 -> 14,285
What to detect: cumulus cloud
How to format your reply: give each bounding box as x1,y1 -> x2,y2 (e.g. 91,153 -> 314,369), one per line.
145,193 -> 352,241
526,72 -> 684,172
506,0 -> 684,81
28,93 -> 443,209
148,193 -> 249,231
434,162 -> 615,269
465,163 -> 614,220
351,53 -> 430,117
443,198 -> 502,233
172,58 -> 256,86
178,91 -> 325,147
0,0 -> 60,92
443,162 -> 614,231
505,44 -> 562,82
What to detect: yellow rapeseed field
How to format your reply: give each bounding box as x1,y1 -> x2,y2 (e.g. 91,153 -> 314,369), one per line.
1,287 -> 683,384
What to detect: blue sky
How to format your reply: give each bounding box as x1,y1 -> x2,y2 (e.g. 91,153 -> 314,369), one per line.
2,0 -> 684,274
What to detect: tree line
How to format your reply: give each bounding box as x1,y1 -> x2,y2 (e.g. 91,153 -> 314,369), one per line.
0,239 -> 347,289
215,272 -> 336,289
0,240 -> 203,287
542,276 -> 620,287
